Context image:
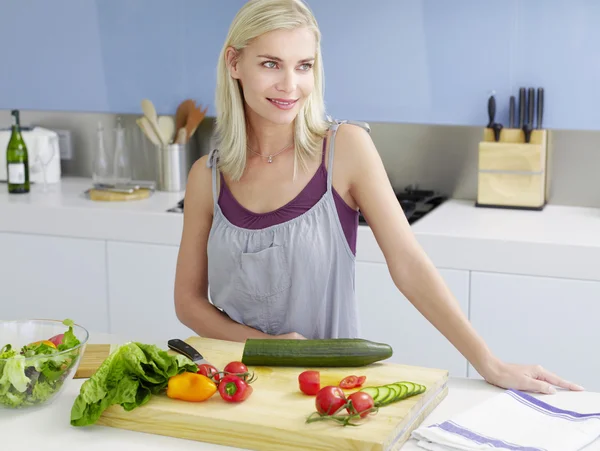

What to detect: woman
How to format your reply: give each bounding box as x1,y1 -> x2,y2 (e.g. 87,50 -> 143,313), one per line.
174,0 -> 582,395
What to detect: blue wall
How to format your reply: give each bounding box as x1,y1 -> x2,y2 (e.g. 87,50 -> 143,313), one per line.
1,0 -> 599,131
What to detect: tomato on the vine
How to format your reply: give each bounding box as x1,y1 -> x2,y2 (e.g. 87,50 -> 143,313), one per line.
197,363 -> 221,382
346,392 -> 375,419
223,361 -> 248,375
315,386 -> 346,415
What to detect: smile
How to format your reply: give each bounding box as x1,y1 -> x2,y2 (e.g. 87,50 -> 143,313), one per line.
267,98 -> 298,110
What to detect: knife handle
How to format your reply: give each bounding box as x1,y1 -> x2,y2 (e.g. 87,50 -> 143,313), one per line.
167,338 -> 205,361
487,95 -> 496,128
527,87 -> 535,126
537,87 -> 544,129
518,88 -> 526,128
509,96 -> 515,128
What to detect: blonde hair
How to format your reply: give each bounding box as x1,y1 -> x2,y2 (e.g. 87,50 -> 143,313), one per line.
215,0 -> 331,181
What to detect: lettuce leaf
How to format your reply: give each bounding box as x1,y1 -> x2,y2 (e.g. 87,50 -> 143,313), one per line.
70,342 -> 197,427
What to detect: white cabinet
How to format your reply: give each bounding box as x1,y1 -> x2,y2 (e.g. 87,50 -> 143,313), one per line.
469,271 -> 600,392
355,262 -> 470,377
0,232 -> 109,332
107,241 -> 194,343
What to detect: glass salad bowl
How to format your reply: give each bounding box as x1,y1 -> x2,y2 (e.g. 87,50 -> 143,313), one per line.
0,319 -> 89,409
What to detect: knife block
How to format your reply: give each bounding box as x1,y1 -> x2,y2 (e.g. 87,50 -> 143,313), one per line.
476,128 -> 549,210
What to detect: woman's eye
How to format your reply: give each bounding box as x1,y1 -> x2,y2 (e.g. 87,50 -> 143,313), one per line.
299,63 -> 313,71
263,61 -> 277,69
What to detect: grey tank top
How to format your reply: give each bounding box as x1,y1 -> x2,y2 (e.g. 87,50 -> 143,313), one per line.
206,120 -> 368,339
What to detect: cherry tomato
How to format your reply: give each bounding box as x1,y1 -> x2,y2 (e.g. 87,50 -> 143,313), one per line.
346,391 -> 375,419
197,363 -> 221,382
315,386 -> 347,415
224,361 -> 249,375
339,375 -> 358,389
298,370 -> 320,395
356,376 -> 367,387
47,333 -> 64,347
218,374 -> 253,403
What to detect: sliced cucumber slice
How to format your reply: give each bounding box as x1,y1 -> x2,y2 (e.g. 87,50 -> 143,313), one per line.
388,383 -> 407,403
381,384 -> 399,404
360,387 -> 379,401
399,381 -> 416,397
416,384 -> 426,395
373,386 -> 391,406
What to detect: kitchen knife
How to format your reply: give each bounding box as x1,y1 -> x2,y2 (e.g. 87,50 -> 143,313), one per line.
509,96 -> 515,128
167,338 -> 212,366
537,87 -> 544,129
518,88 -> 526,128
527,87 -> 535,127
487,94 -> 496,128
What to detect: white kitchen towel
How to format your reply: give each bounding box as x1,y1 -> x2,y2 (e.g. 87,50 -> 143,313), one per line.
411,388 -> 600,451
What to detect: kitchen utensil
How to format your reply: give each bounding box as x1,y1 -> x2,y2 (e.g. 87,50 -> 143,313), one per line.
537,87 -> 544,129
523,123 -> 533,143
74,344 -> 115,378
157,116 -> 175,145
95,336 -> 449,451
175,99 -> 195,132
136,117 -> 161,146
527,87 -> 535,126
492,122 -> 503,142
487,94 -> 495,128
0,319 -> 89,409
176,127 -> 187,145
185,104 -> 208,142
156,143 -> 188,192
518,87 -> 526,128
167,338 -> 212,366
509,96 -> 515,128
141,99 -> 165,146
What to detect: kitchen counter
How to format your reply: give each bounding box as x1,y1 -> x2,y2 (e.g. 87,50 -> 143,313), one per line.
2,176 -> 600,281
4,332 -> 599,451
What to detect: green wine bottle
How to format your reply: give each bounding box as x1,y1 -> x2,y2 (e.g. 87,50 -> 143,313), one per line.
6,109 -> 30,194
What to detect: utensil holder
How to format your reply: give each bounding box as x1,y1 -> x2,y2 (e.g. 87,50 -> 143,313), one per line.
156,143 -> 188,192
476,128 -> 549,210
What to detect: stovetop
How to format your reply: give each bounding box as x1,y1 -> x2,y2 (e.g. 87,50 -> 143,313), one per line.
167,185 -> 447,224
359,185 -> 447,226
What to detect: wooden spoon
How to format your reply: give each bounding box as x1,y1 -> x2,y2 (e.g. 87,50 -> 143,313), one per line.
136,117 -> 161,146
185,104 -> 208,142
175,99 -> 195,134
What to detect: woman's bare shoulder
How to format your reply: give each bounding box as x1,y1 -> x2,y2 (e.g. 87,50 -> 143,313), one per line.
185,154 -> 215,217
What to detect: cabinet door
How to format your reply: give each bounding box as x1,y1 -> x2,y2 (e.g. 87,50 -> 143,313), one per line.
107,241 -> 194,343
355,262 -> 469,377
0,232 -> 109,332
469,271 -> 600,391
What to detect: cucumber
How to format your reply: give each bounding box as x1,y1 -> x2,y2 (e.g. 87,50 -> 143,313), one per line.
241,338 -> 393,367
360,387 -> 379,401
360,380 -> 425,406
381,384 -> 400,405
373,386 -> 391,406
387,383 -> 407,403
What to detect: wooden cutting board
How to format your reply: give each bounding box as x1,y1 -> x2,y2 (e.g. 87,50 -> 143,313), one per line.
95,337 -> 449,451
74,344 -> 115,378
88,188 -> 152,201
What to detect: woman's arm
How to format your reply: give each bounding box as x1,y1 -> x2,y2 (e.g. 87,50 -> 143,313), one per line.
174,156 -> 303,342
335,124 -> 583,394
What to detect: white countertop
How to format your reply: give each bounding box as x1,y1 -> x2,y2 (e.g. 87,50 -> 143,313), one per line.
3,333 -> 599,451
2,177 -> 600,281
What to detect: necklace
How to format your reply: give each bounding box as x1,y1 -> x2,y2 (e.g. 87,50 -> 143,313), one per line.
247,142 -> 294,163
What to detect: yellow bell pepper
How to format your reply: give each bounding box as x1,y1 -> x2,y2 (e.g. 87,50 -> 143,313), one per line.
166,372 -> 217,402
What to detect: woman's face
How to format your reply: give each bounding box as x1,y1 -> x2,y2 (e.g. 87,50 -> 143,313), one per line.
227,27 -> 316,126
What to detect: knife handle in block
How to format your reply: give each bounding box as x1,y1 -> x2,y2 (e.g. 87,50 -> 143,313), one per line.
537,88 -> 544,129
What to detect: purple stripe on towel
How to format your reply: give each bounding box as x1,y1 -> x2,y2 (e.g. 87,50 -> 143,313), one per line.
508,389 -> 600,420
435,421 -> 545,451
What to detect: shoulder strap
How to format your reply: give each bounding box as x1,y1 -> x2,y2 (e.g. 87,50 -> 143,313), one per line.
207,148 -> 220,205
326,119 -> 371,191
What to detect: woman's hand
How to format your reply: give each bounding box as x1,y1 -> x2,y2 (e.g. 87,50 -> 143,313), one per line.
480,357 -> 585,394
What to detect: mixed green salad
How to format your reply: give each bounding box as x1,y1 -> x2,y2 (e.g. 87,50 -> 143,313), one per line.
0,319 -> 82,408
